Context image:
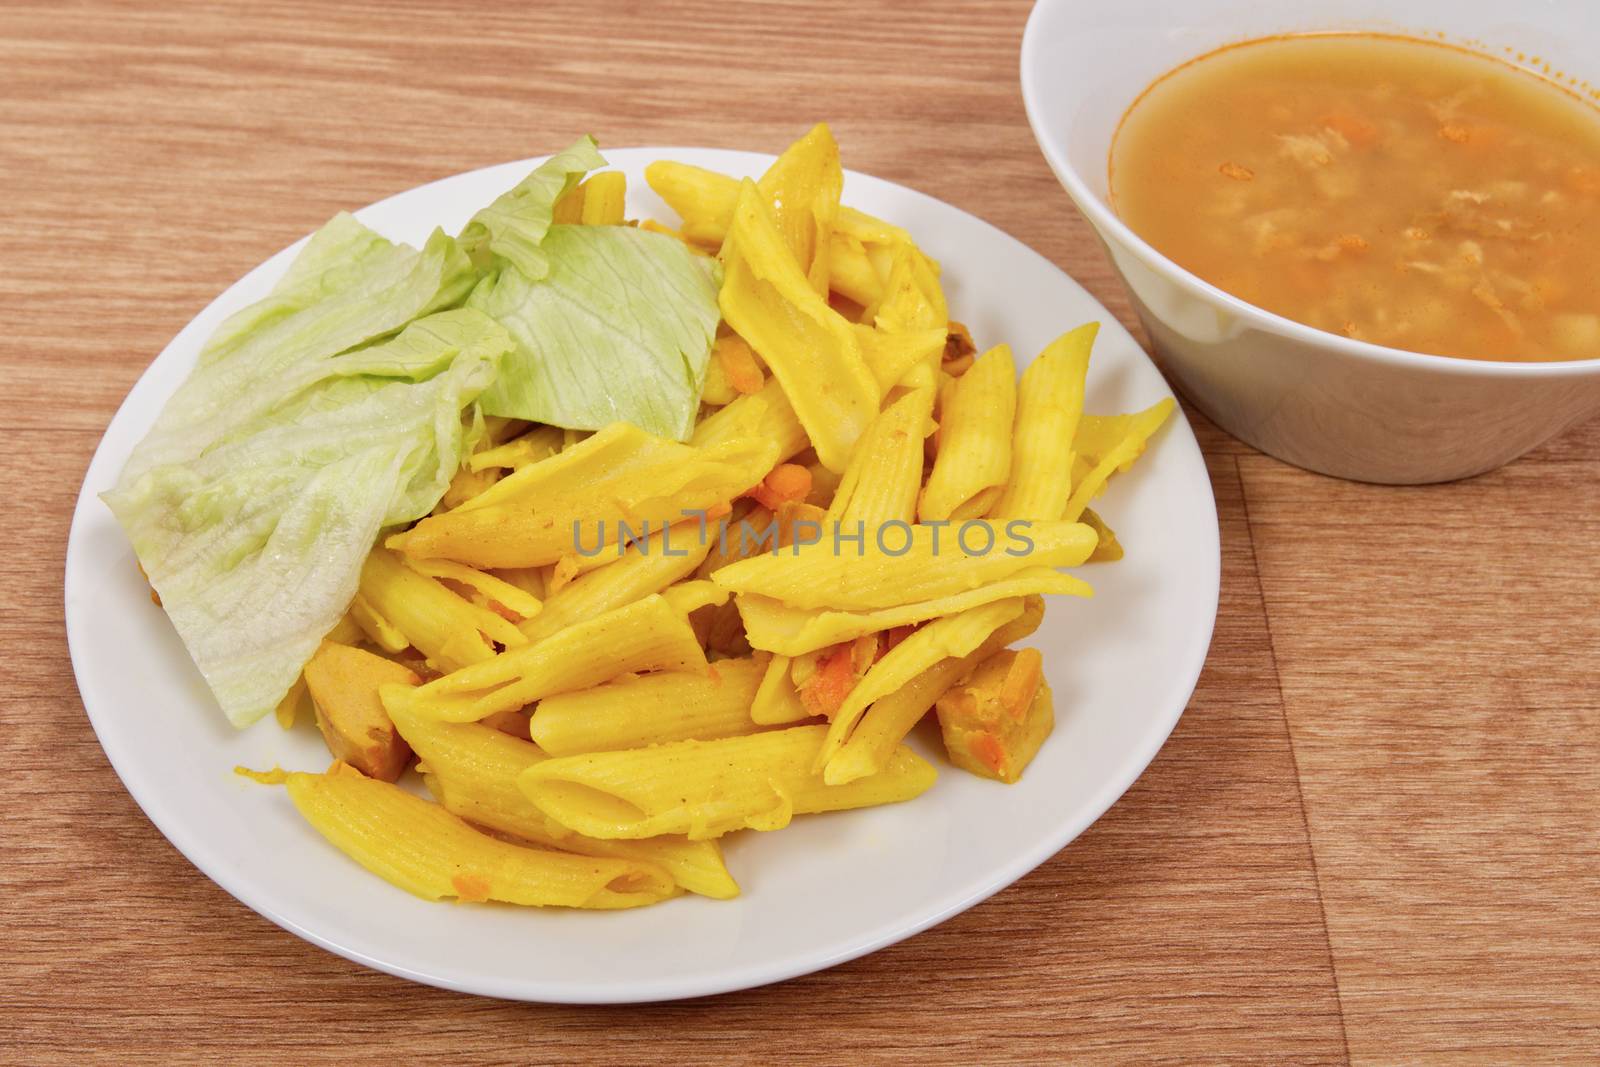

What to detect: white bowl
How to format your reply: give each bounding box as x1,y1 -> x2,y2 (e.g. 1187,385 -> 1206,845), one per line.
1021,0 -> 1600,483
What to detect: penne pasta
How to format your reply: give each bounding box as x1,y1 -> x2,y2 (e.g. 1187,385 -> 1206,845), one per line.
690,377 -> 809,463
468,424 -> 563,473
517,520 -> 710,644
519,724 -> 936,840
823,597 -> 1044,785
643,140 -> 909,256
1079,507 -> 1125,562
1063,398 -> 1175,522
755,122 -> 842,295
825,385 -> 934,531
988,323 -> 1097,522
386,699 -> 738,899
531,656 -> 767,755
578,171 -> 627,226
816,598 -> 1027,776
358,547 -> 525,673
641,160 -> 737,245
490,565 -> 546,601
390,594 -> 706,723
829,231 -> 883,307
719,178 -> 880,473
856,325 -> 947,394
733,566 -> 1089,657
712,519 -> 1096,612
868,241 -> 947,333
274,673 -> 310,730
388,421 -> 777,568
752,652 -> 813,725
919,344 -> 1018,522
404,557 -> 543,620
347,592 -> 409,654
658,578 -> 730,617
282,764 -> 676,909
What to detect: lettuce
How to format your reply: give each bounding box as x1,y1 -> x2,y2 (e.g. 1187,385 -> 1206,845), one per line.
104,215 -> 508,727
471,224 -> 721,440
121,226 -> 478,484
107,137 -> 727,727
460,136 -> 605,280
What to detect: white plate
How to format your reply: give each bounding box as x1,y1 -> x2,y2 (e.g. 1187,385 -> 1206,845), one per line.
65,147 -> 1220,1003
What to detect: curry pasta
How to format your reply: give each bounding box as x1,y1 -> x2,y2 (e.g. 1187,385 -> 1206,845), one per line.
222,124 -> 1172,911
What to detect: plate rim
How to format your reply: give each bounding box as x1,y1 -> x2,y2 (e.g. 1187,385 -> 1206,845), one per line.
64,145 -> 1222,1003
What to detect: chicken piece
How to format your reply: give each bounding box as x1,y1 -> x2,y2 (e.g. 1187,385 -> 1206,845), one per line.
303,642 -> 420,782
935,647 -> 1053,784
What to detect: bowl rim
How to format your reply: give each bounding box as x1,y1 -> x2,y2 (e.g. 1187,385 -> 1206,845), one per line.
1018,2 -> 1600,379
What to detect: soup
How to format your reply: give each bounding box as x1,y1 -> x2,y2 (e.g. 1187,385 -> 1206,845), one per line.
1109,33 -> 1600,362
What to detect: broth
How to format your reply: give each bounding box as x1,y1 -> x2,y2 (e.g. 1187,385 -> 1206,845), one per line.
1110,33 -> 1600,362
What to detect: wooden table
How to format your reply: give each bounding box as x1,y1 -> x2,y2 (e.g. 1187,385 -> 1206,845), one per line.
5,2 -> 1597,1062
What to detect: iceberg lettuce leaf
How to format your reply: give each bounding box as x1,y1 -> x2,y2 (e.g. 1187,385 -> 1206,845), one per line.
104,212 -> 508,728
459,135 -> 604,280
471,224 -> 722,440
123,225 -> 478,484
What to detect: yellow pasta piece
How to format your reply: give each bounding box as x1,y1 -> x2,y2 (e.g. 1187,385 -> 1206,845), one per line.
869,241 -> 947,333
712,519 -> 1095,612
719,178 -> 879,473
552,181 -> 585,225
275,674 -> 310,730
824,597 -> 1044,785
834,205 -> 914,247
825,385 -> 934,532
644,142 -> 907,257
699,350 -> 738,407
437,464 -> 502,512
816,598 -> 1026,776
388,421 -> 776,568
642,160 -> 740,246
690,376 -> 809,462
519,724 -> 936,840
1073,402 -> 1175,472
579,171 -> 626,226
829,231 -> 883,307
988,323 -> 1096,522
1080,507 -> 1125,562
518,520 -> 711,644
358,548 -> 524,673
531,657 -> 767,755
919,344 -> 1018,522
734,566 -> 1090,656
282,765 -> 674,909
856,325 -> 947,393
347,593 -> 409,653
490,565 -> 545,601
752,652 -> 812,725
554,514 -> 715,584
469,424 -> 563,473
390,594 -> 706,723
322,611 -> 365,647
404,558 -> 542,620
1064,398 -> 1175,522
658,578 -> 730,617
386,699 -> 738,899
756,121 -> 842,294
692,503 -> 776,580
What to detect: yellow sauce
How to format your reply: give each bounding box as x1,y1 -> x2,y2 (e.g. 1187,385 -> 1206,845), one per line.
1110,33 -> 1600,361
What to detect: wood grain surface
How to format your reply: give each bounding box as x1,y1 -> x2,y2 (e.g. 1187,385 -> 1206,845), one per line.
2,2 -> 1596,1062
